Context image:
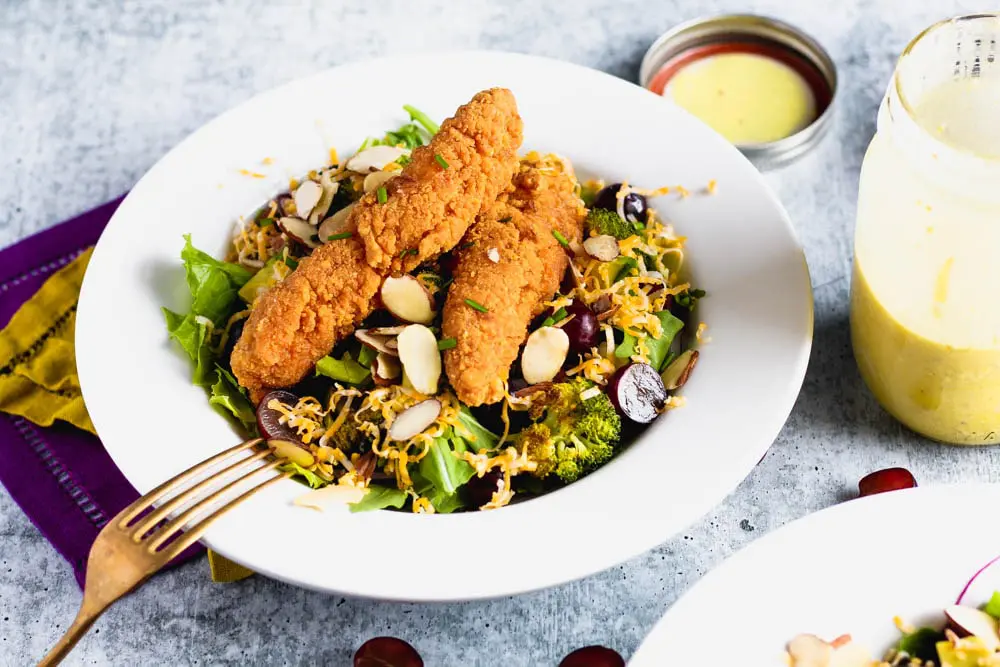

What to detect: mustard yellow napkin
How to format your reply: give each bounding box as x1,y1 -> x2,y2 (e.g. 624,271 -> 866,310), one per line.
0,249 -> 253,583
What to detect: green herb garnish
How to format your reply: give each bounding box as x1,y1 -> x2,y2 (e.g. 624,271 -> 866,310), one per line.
552,230 -> 570,247
460,241 -> 476,250
257,217 -> 274,228
464,298 -> 489,313
399,248 -> 418,258
326,232 -> 352,241
283,257 -> 299,270
377,186 -> 388,204
434,154 -> 449,169
498,216 -> 512,223
403,104 -> 440,135
437,338 -> 457,350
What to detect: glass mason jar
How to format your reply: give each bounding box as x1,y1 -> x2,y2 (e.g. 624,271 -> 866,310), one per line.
851,14 -> 1000,445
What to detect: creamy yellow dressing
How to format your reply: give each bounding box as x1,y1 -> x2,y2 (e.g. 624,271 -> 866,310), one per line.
666,53 -> 816,144
852,77 -> 1000,444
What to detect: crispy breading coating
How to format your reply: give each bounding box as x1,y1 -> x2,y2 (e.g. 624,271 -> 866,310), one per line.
442,156 -> 585,406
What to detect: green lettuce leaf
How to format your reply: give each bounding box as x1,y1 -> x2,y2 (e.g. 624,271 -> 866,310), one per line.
349,485 -> 409,513
456,407 -> 499,453
418,434 -> 476,496
279,462 -> 327,489
163,308 -> 215,386
985,591 -> 1000,619
180,234 -> 252,323
357,344 -> 378,368
614,310 -> 685,372
410,470 -> 465,514
209,366 -> 256,431
896,627 -> 945,662
315,351 -> 371,386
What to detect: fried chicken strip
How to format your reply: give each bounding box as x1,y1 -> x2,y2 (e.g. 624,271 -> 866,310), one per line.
442,155 -> 585,406
231,88 -> 523,394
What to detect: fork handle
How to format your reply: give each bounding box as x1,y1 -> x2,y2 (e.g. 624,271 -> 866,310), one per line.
37,605 -> 105,667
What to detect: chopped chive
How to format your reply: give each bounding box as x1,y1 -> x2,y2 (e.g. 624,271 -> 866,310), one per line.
284,257 -> 299,269
498,216 -> 512,223
377,186 -> 388,204
434,154 -> 449,169
464,298 -> 489,313
437,337 -> 457,350
403,105 -> 440,135
541,317 -> 555,327
258,217 -> 274,228
438,278 -> 453,290
552,307 -> 568,322
327,232 -> 352,241
460,241 -> 476,250
398,248 -> 418,257
552,230 -> 570,247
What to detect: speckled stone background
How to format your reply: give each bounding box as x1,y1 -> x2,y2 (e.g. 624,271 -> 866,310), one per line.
2,1 -> 999,665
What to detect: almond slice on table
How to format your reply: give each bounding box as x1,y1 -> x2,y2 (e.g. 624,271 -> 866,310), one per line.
583,234 -> 620,261
388,399 -> 442,441
292,179 -> 323,220
521,326 -> 570,385
346,145 -> 410,173
396,324 -> 441,394
381,275 -> 436,324
277,217 -> 319,248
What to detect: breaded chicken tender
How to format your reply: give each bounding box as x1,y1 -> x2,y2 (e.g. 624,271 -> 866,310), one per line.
442,155 -> 585,406
231,88 -> 523,394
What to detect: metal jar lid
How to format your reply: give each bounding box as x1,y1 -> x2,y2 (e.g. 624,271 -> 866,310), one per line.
639,14 -> 838,170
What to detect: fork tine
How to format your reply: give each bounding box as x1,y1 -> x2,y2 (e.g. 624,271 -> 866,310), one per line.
117,438 -> 262,529
145,458 -> 287,552
156,471 -> 294,562
128,448 -> 273,541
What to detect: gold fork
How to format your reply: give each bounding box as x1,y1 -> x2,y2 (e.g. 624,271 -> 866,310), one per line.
39,438 -> 291,666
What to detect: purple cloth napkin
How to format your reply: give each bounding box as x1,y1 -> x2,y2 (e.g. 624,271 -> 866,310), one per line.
0,197 -> 204,588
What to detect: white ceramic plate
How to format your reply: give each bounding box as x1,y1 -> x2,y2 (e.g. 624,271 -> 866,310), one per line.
631,483 -> 1000,665
76,51 -> 812,601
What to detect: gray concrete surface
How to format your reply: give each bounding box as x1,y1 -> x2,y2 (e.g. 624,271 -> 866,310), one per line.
3,1 -> 999,665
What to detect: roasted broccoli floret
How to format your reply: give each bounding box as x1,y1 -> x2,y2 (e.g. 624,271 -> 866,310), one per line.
585,208 -> 633,240
518,378 -> 622,483
327,410 -> 382,451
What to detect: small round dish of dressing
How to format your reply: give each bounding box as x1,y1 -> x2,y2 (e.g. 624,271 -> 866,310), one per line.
640,15 -> 837,169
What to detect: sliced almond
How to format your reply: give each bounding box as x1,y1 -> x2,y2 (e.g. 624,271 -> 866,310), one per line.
294,484 -> 368,511
355,329 -> 399,357
346,145 -> 410,173
372,352 -> 402,386
318,203 -> 355,243
786,634 -> 832,667
388,399 -> 442,441
396,324 -> 441,394
512,382 -> 553,399
945,605 -> 1000,651
381,275 -> 436,325
277,194 -> 296,217
583,234 -> 620,261
363,170 -> 396,194
308,172 -> 339,225
369,325 -> 408,336
292,180 -> 323,220
660,349 -> 698,390
277,217 -> 319,248
592,294 -> 613,315
355,451 -> 377,481
521,327 -> 570,385
268,438 -> 315,468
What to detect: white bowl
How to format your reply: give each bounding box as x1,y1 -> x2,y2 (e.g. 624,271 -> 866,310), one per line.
76,51 -> 812,601
631,483 -> 1000,665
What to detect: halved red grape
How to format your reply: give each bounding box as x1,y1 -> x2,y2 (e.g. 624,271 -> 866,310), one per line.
354,637 -> 423,667
559,645 -> 625,667
256,389 -> 301,442
607,363 -> 667,424
463,469 -> 504,508
858,467 -> 917,497
593,183 -> 648,224
561,302 -> 599,352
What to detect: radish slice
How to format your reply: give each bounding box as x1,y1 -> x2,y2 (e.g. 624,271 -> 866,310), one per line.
396,325 -> 441,394
388,399 -> 442,441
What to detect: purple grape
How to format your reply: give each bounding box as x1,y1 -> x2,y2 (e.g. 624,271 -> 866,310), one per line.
559,646 -> 625,667
593,183 -> 648,224
463,469 -> 504,508
354,637 -> 423,667
256,390 -> 302,442
560,302 -> 599,352
607,363 -> 667,424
